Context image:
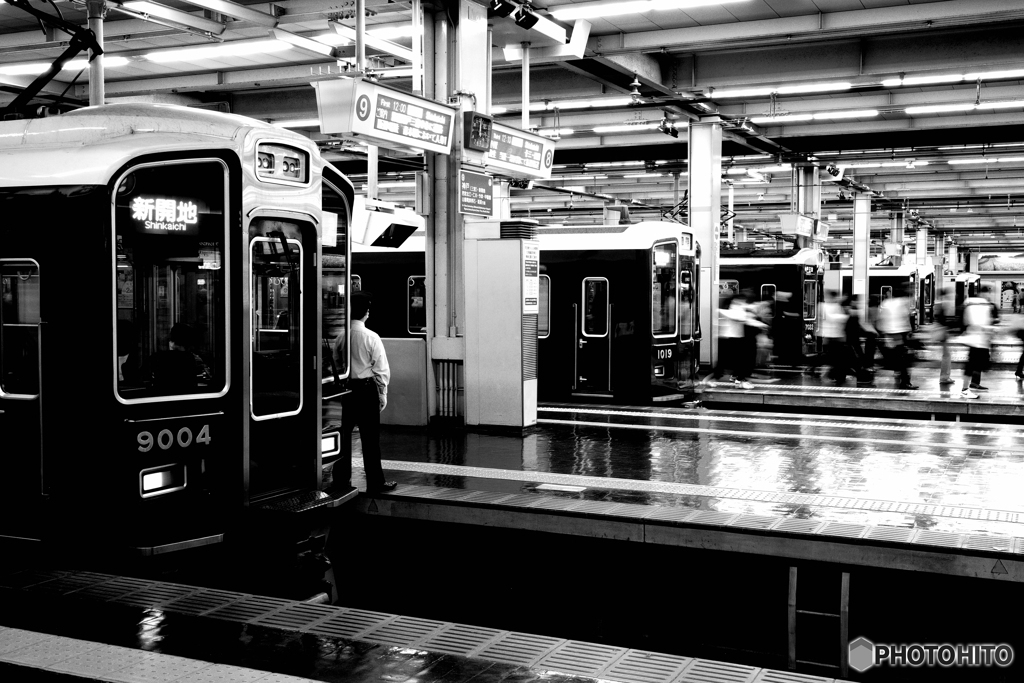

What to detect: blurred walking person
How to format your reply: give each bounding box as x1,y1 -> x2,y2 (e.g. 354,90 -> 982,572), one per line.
806,290 -> 849,382
959,289 -> 997,399
709,291 -> 756,389
877,285 -> 917,390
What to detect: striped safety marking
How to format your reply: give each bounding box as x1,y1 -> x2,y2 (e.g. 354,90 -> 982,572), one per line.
702,379 -> 1024,400
362,458 -> 1024,525
539,405 -> 1024,441
537,417 -> 1024,454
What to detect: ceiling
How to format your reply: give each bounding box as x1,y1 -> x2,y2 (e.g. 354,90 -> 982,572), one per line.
5,0 -> 1024,255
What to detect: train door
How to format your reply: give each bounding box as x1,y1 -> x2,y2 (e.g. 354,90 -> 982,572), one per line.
248,216 -> 318,500
0,259 -> 42,509
575,277 -> 610,394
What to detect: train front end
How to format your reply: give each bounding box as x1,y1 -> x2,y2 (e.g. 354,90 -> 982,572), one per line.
0,104 -> 354,562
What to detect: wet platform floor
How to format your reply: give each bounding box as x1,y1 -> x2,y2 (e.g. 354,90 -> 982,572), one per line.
0,568 -> 851,683
353,405 -> 1024,539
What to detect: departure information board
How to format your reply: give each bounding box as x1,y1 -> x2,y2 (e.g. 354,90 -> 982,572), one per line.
485,122 -> 554,180
314,78 -> 456,155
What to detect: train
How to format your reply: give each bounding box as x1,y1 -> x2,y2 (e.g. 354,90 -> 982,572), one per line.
836,263 -> 936,328
718,246 -> 825,364
0,103 -> 359,571
350,221 -> 702,404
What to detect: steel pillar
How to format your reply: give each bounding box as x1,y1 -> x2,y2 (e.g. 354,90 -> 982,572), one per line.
86,0 -> 105,106
687,119 -> 723,369
791,163 -> 820,249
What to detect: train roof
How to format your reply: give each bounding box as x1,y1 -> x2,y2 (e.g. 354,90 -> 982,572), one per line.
536,221 -> 694,251
719,247 -> 823,266
0,103 -> 316,187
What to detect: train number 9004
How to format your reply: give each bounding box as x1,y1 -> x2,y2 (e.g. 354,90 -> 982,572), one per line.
137,425 -> 211,453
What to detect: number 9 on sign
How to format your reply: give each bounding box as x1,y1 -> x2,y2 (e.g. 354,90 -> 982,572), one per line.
356,95 -> 371,121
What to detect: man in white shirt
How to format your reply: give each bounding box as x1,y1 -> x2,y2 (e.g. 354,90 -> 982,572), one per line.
337,292 -> 395,493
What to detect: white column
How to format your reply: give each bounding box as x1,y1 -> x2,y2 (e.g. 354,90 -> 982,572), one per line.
916,229 -> 928,266
948,243 -> 958,275
852,193 -> 871,320
687,119 -> 723,369
521,42 -> 531,130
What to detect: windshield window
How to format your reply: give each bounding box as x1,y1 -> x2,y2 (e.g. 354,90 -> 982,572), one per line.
114,161 -> 227,401
652,242 -> 677,336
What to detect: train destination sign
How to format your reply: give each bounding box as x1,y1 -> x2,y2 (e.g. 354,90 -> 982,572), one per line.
458,169 -> 493,217
313,78 -> 456,155
130,196 -> 200,235
485,122 -> 554,180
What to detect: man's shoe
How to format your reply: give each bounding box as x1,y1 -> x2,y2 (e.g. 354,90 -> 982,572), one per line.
960,390 -> 979,399
1016,373 -> 1024,380
369,481 -> 398,493
898,383 -> 918,390
969,383 -> 988,391
739,381 -> 754,389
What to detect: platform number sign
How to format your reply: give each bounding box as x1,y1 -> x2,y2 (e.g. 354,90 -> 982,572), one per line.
356,95 -> 371,122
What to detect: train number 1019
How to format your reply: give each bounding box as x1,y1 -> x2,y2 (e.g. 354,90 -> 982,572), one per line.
656,348 -> 674,360
137,425 -> 211,453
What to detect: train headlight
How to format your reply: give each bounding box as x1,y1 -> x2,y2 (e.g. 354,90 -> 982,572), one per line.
140,464 -> 186,498
256,143 -> 309,184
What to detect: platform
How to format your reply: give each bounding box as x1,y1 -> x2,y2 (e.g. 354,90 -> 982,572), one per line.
0,568 -> 849,683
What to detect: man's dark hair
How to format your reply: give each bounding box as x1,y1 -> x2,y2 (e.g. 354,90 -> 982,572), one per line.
351,292 -> 371,320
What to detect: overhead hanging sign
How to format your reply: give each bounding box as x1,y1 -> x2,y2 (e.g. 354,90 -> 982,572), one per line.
313,78 -> 456,155
485,121 -> 554,180
778,213 -> 814,238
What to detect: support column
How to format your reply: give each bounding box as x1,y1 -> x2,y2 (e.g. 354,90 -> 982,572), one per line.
916,228 -> 928,266
726,183 -> 735,243
791,163 -> 820,249
969,251 -> 979,272
948,242 -> 958,275
852,193 -> 871,320
521,42 -> 531,130
890,212 -> 903,266
687,118 -> 723,369
86,0 -> 105,106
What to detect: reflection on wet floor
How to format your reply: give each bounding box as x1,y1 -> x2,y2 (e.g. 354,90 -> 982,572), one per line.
352,408 -> 1024,538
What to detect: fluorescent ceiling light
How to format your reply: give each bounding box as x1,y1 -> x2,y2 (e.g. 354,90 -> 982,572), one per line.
976,100 -> 1024,110
949,156 -> 1024,164
710,87 -> 774,98
272,118 -> 320,128
176,0 -> 278,27
623,173 -> 663,178
556,97 -> 634,109
758,164 -> 792,173
894,74 -> 964,86
556,174 -> 608,181
120,2 -> 225,34
0,62 -> 48,75
273,29 -> 336,58
725,168 -> 748,174
947,158 -> 989,164
776,82 -> 851,94
904,103 -> 976,114
750,114 -> 813,124
587,161 -> 643,167
65,57 -> 130,70
331,22 -> 414,61
314,32 -> 351,46
491,106 -> 508,115
814,109 -> 879,119
592,123 -> 659,133
146,39 -> 291,63
538,128 -> 574,137
964,68 -> 1024,81
552,0 -> 748,21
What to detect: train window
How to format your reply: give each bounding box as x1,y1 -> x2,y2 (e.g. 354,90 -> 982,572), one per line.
538,275 -> 551,338
113,160 -> 227,402
581,278 -> 609,337
652,242 -> 677,337
802,280 -> 817,320
408,276 -> 427,335
679,267 -> 693,338
322,178 -> 351,384
880,286 -> 893,302
923,275 -> 933,306
761,284 -> 777,320
0,260 -> 40,397
251,235 -> 303,419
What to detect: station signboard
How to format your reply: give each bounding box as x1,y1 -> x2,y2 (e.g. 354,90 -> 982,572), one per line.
458,169 -> 493,217
313,78 -> 456,155
778,212 -> 814,238
485,121 -> 554,180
